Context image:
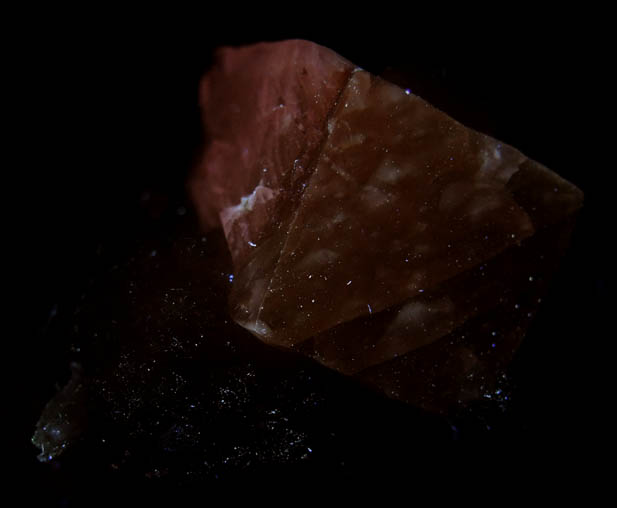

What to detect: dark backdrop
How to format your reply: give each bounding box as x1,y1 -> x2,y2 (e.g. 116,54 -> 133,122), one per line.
12,11 -> 608,503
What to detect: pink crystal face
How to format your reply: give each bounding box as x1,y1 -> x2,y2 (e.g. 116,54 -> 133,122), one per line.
191,40 -> 353,269
190,40 -> 583,412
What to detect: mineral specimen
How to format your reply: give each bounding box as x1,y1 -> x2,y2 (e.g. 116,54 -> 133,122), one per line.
190,40 -> 583,412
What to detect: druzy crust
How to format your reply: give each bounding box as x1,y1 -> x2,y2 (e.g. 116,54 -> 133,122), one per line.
191,39 -> 583,411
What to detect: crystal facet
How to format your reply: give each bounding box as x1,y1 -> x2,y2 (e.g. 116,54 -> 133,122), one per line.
190,40 -> 583,411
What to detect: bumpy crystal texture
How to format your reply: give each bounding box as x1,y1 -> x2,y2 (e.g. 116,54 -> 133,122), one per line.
191,40 -> 583,411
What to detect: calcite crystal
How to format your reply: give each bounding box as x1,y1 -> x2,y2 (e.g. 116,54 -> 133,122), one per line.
191,40 -> 583,411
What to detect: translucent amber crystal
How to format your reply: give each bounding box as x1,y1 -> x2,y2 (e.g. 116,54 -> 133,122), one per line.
190,40 -> 583,411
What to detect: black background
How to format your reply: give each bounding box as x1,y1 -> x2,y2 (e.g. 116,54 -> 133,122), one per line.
11,9 -> 608,503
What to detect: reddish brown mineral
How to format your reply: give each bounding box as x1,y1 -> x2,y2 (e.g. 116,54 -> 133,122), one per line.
190,40 -> 583,412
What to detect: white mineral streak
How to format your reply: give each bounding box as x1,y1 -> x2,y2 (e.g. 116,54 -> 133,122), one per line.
327,118 -> 336,134
342,69 -> 370,112
296,248 -> 339,271
388,297 -> 454,333
360,184 -> 391,210
330,163 -> 355,183
477,140 -> 525,184
336,131 -> 366,150
372,160 -> 410,185
242,319 -> 273,338
219,184 -> 277,249
382,296 -> 455,353
380,82 -> 407,104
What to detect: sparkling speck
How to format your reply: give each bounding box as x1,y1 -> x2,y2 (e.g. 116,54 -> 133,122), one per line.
248,241 -> 257,247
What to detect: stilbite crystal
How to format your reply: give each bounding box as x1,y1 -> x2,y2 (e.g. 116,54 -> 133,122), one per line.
190,40 -> 583,411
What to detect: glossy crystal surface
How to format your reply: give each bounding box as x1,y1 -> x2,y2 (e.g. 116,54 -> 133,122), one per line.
191,40 -> 583,411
